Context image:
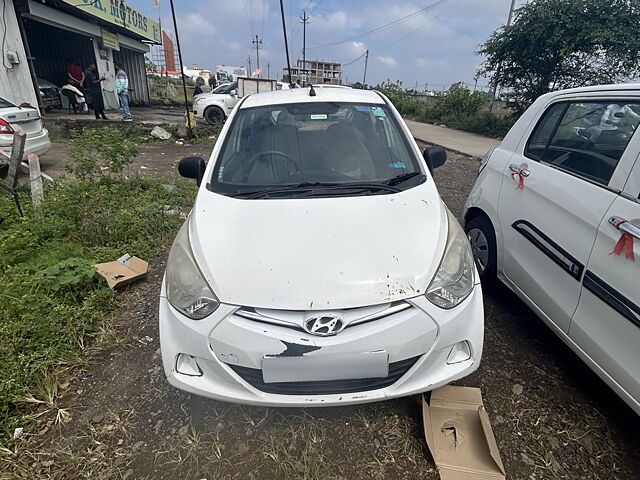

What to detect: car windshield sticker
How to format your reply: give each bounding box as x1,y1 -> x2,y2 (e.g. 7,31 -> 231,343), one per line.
355,106 -> 372,112
371,106 -> 386,117
310,114 -> 327,120
389,162 -> 407,169
218,166 -> 224,179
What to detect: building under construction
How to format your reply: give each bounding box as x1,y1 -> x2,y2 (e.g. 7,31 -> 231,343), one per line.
148,30 -> 181,76
283,59 -> 342,85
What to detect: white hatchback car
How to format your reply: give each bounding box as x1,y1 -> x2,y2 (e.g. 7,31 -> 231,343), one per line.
160,87 -> 484,406
464,84 -> 640,414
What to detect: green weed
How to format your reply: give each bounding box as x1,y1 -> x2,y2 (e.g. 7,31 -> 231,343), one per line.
0,176 -> 195,442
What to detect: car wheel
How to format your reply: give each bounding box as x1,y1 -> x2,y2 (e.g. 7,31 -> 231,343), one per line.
204,106 -> 225,124
465,215 -> 497,289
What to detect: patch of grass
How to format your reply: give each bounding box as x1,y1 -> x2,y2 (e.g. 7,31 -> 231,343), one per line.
3,409 -> 140,479
0,176 -> 195,443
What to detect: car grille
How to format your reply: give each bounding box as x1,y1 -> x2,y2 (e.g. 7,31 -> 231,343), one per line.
228,355 -> 420,395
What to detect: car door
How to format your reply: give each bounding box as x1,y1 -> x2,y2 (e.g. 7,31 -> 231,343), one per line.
569,157 -> 640,413
497,98 -> 640,333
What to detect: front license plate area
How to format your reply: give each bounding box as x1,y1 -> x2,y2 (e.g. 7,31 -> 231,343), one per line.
262,351 -> 389,383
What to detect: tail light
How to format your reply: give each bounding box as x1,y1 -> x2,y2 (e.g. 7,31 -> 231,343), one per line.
0,118 -> 14,135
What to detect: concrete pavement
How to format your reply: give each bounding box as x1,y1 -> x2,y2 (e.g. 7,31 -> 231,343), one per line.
405,118 -> 501,158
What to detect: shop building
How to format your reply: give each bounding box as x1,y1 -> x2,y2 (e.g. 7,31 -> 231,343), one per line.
0,0 -> 161,112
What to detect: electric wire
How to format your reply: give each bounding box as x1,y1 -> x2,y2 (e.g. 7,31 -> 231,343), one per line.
307,0 -> 448,49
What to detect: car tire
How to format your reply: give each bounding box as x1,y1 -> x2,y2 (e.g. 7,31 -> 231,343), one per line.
204,106 -> 225,125
465,215 -> 497,289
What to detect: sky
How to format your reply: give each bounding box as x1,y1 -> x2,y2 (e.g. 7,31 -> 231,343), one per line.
129,0 -> 527,91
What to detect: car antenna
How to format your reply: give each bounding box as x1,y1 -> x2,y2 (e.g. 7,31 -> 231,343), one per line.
309,84 -> 316,96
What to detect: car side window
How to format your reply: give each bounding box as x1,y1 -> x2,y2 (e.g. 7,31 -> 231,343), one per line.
525,101 -> 640,185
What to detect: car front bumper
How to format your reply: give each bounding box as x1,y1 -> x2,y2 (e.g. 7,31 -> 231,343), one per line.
159,284 -> 484,407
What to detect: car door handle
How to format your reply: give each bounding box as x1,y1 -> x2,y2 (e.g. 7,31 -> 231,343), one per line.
609,216 -> 640,240
509,164 -> 530,176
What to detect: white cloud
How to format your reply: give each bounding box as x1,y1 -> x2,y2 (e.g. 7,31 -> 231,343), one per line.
179,13 -> 215,36
310,10 -> 353,33
377,56 -> 396,66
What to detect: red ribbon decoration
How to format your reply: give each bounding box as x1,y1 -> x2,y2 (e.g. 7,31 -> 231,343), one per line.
610,220 -> 635,261
511,168 -> 526,189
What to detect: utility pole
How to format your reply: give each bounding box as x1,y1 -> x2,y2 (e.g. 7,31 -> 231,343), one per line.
252,35 -> 262,77
362,49 -> 369,87
247,55 -> 252,77
279,0 -> 293,86
267,62 -> 270,79
299,10 -> 310,86
489,0 -> 517,113
168,0 -> 191,136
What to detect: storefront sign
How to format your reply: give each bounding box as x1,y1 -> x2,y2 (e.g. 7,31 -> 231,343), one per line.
101,28 -> 120,50
62,0 -> 161,43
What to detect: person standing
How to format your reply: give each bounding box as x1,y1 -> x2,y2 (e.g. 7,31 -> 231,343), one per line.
114,63 -> 132,121
85,63 -> 108,120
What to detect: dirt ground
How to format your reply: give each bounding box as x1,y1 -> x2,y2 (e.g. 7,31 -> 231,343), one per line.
8,141 -> 640,480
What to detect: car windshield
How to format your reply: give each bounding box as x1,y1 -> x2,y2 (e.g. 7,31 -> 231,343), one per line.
214,82 -> 237,94
210,101 -> 424,198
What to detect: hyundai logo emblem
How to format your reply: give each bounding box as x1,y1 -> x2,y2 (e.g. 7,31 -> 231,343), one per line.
303,315 -> 345,336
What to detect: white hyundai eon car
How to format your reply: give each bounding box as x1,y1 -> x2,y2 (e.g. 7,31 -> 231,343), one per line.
160,87 -> 483,407
464,84 -> 640,415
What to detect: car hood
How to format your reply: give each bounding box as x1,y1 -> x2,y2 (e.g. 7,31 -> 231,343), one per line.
188,182 -> 448,310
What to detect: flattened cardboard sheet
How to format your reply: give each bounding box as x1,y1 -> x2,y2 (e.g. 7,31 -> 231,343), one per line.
423,385 -> 506,480
95,254 -> 148,289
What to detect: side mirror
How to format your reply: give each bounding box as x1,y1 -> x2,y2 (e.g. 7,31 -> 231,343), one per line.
423,146 -> 447,173
229,89 -> 237,97
178,156 -> 206,185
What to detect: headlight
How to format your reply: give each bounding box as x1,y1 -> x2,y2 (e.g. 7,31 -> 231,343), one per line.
165,221 -> 220,319
426,207 -> 475,309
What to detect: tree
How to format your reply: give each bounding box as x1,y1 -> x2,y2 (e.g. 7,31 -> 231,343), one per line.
144,56 -> 157,72
195,76 -> 205,87
208,76 -> 217,88
477,0 -> 640,111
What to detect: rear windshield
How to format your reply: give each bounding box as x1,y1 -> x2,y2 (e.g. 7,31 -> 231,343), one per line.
210,101 -> 422,197
0,97 -> 15,108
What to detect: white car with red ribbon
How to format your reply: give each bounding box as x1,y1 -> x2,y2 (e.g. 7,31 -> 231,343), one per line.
463,84 -> 640,415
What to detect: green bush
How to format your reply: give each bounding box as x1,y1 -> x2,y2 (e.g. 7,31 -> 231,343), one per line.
66,128 -> 138,181
376,80 -> 518,138
0,177 -> 195,440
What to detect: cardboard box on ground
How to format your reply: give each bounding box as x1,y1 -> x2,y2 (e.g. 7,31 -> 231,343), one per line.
95,254 -> 148,289
423,385 -> 506,480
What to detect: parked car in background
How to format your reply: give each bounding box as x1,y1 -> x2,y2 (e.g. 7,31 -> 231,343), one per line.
192,81 -> 238,124
464,84 -> 640,415
0,96 -> 51,163
37,78 -> 62,110
161,87 -> 484,406
194,78 -> 283,124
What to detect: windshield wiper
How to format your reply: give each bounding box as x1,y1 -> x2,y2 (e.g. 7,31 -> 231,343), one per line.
237,181 -> 399,199
385,172 -> 424,186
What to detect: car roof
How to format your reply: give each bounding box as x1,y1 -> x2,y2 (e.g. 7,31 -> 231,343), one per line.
240,87 -> 385,108
547,83 -> 640,98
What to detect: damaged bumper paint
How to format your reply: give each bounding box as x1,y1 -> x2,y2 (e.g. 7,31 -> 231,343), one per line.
159,281 -> 484,407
